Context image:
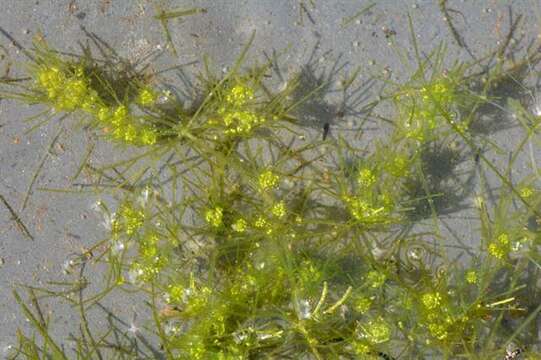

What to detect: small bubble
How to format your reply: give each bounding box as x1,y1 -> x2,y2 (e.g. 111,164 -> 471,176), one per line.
62,256 -> 78,275
298,299 -> 312,319
111,240 -> 125,255
511,241 -> 523,252
531,97 -> 541,117
407,245 -> 424,262
371,245 -> 386,260
2,344 -> 14,356
164,320 -> 182,336
233,330 -> 249,344
128,322 -> 140,336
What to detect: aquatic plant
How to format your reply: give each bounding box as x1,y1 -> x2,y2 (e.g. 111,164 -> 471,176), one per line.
3,6 -> 541,360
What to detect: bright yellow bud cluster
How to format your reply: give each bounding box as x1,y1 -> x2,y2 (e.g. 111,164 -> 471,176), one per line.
344,196 -> 389,224
357,168 -> 376,187
35,64 -> 159,146
421,292 -> 443,310
417,289 -> 472,343
420,80 -> 455,106
137,87 -> 157,107
519,186 -> 534,199
465,270 -> 477,284
396,77 -> 462,141
97,105 -> 158,146
225,84 -> 254,106
258,170 -> 280,191
220,109 -> 266,135
37,66 -> 97,112
488,233 -> 510,260
140,232 -> 159,261
357,318 -> 391,344
167,284 -> 185,303
351,341 -> 370,356
212,82 -> 266,136
205,206 -> 223,228
254,216 -> 272,234
428,322 -> 449,340
128,260 -> 162,284
366,270 -> 386,288
354,296 -> 372,314
271,201 -> 286,218
231,218 -> 247,233
112,203 -> 145,236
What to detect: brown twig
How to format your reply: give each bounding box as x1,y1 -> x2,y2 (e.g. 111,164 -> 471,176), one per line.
439,0 -> 474,58
0,194 -> 34,240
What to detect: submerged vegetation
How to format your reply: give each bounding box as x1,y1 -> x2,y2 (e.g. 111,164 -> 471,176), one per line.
2,4 -> 541,360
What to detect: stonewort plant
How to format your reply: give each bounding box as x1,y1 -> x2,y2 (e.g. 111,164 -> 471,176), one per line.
4,7 -> 541,360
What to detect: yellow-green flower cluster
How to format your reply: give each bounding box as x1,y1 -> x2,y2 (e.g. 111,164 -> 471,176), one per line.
35,63 -> 159,146
519,186 -> 534,199
131,232 -> 168,283
254,215 -> 272,235
395,77 -> 461,141
357,318 -> 391,345
225,84 -> 254,106
219,108 -> 266,136
271,201 -> 287,218
357,168 -> 376,187
344,196 -> 391,225
167,284 -> 186,303
351,341 -> 371,356
366,270 -> 386,288
385,154 -> 410,178
183,285 -> 212,316
128,259 -> 164,284
112,202 -> 145,237
137,87 -> 157,107
465,270 -> 477,285
417,290 -> 470,342
354,296 -> 373,314
488,233 -> 511,260
97,104 -> 158,146
421,292 -> 443,310
205,206 -> 224,228
165,278 -> 213,318
231,218 -> 248,233
258,170 -> 280,191
213,82 -> 266,136
419,80 -> 456,111
427,322 -> 450,341
37,65 -> 97,112
139,232 -> 159,261
297,260 -> 323,293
